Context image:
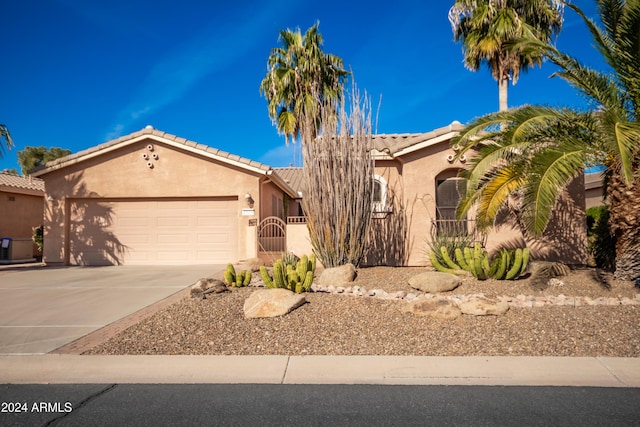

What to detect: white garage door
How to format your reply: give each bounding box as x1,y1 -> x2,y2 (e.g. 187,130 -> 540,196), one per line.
68,198 -> 238,265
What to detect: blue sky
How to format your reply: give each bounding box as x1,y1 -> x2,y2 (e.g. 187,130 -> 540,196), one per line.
1,0 -> 603,173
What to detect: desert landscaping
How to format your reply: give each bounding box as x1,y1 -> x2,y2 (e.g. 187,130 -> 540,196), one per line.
86,264 -> 640,358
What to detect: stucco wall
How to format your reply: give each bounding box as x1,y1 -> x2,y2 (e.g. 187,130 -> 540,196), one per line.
399,143 -> 468,265
286,223 -> 314,259
40,137 -> 263,264
290,138 -> 588,267
0,191 -> 43,256
260,180 -> 285,220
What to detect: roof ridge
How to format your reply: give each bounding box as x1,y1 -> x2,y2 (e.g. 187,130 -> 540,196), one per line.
32,126 -> 273,175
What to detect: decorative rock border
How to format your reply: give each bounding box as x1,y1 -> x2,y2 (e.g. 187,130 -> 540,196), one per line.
307,283 -> 640,307
225,277 -> 640,308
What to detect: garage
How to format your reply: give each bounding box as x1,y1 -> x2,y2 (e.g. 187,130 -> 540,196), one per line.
32,127 -> 300,266
68,198 -> 238,265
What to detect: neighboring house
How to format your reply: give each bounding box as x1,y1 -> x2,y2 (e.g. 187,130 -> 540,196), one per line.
31,126 -> 298,266
0,172 -> 45,261
585,172 -> 605,209
31,124 -> 588,267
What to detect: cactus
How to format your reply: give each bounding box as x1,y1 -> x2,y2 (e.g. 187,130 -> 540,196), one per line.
463,247 -> 474,270
302,270 -> 313,291
274,260 -> 286,288
223,264 -> 235,286
260,254 -> 316,293
309,253 -> 317,273
505,248 -> 524,280
455,248 -> 470,271
223,263 -> 251,287
440,246 -> 461,270
472,243 -> 486,280
243,270 -> 252,286
488,247 -> 530,280
520,248 -> 530,276
429,251 -> 461,274
297,255 -> 309,279
431,243 -> 530,281
260,266 -> 274,288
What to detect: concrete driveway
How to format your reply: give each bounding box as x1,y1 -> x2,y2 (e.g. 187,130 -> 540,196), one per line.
0,264 -> 224,354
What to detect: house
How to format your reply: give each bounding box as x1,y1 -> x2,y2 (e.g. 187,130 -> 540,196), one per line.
31,126 -> 298,266
32,124 -> 588,267
0,172 -> 45,261
585,171 -> 605,209
280,121 -> 588,266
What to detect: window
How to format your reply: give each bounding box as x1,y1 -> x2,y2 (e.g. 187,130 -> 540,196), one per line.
372,175 -> 388,213
271,194 -> 283,219
435,176 -> 467,236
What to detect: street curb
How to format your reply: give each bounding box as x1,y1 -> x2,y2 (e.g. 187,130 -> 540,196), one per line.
1,355 -> 638,387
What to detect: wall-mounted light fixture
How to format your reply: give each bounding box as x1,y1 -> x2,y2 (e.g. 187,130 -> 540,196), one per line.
245,192 -> 254,208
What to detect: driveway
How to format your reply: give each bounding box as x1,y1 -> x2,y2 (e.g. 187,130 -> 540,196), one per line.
0,264 -> 224,354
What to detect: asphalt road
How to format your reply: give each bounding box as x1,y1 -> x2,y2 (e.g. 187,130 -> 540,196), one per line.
1,384 -> 639,426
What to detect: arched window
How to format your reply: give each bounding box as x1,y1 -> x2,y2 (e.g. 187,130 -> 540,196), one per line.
435,171 -> 467,236
372,174 -> 388,212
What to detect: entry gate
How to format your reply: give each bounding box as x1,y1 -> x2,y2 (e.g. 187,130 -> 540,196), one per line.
257,216 -> 286,253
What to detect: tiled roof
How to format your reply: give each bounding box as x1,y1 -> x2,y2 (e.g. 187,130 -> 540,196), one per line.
271,122 -> 465,195
273,168 -> 304,195
0,172 -> 45,193
370,121 -> 464,156
31,126 -> 272,175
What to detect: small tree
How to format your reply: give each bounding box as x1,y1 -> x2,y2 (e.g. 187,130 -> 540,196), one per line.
300,85 -> 374,268
18,146 -> 71,175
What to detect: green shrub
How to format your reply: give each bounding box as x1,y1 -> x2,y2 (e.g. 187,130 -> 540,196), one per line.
32,225 -> 43,252
586,205 -> 616,271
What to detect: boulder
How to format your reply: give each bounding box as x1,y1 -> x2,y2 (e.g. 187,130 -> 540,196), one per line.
408,272 -> 461,293
242,258 -> 265,272
318,263 -> 356,287
191,278 -> 226,297
459,295 -> 509,316
243,289 -> 306,319
401,297 -> 461,320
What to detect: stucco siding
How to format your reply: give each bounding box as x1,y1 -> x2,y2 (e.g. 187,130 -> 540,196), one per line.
41,137 -> 262,265
0,191 -> 43,257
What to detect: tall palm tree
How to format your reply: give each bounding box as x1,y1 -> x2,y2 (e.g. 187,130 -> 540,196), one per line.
260,22 -> 349,146
453,0 -> 640,280
449,0 -> 564,111
0,124 -> 13,157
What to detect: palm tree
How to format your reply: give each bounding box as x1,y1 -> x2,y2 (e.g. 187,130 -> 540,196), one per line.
449,0 -> 564,111
453,0 -> 640,280
259,22 -> 349,146
0,124 -> 13,157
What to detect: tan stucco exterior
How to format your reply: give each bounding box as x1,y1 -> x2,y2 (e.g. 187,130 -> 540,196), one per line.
0,174 -> 45,259
0,191 -> 43,241
585,172 -> 605,209
362,130 -> 587,266
33,128 -> 296,266
32,125 -> 588,267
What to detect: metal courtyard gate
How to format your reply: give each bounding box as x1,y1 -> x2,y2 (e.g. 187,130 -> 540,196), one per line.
258,216 -> 286,253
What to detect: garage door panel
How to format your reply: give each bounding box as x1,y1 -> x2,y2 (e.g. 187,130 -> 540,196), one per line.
69,198 -> 238,265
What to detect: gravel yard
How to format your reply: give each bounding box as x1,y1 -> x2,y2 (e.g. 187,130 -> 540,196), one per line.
87,266 -> 640,357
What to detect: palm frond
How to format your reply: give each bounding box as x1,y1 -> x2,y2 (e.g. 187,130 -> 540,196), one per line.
524,144 -> 587,235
